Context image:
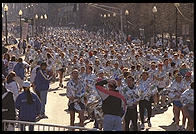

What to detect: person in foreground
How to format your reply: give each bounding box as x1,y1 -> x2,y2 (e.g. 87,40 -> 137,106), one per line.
15,81 -> 41,131
95,79 -> 127,131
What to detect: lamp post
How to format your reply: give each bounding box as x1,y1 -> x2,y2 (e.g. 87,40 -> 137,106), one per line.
4,4 -> 8,45
174,3 -> 180,47
103,14 -> 106,28
107,13 -> 110,32
152,6 -> 157,44
40,15 -> 43,34
44,14 -> 47,35
35,14 -> 38,36
125,10 -> 129,36
100,14 -> 103,32
113,13 -> 116,31
19,10 -> 23,40
2,14 -> 3,34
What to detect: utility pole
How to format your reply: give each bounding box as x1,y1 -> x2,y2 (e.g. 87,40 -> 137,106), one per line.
120,9 -> 123,33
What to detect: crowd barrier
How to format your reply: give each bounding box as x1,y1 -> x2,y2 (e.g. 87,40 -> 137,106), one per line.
2,120 -> 99,131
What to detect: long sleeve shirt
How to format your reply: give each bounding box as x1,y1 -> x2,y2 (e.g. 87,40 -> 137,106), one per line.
2,86 -> 16,120
34,69 -> 52,91
13,62 -> 25,80
15,92 -> 41,121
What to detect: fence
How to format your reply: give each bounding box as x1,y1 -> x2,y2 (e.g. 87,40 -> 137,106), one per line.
2,120 -> 99,131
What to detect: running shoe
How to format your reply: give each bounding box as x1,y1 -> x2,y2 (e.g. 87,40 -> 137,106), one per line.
140,124 -> 145,129
147,120 -> 152,127
59,83 -> 63,87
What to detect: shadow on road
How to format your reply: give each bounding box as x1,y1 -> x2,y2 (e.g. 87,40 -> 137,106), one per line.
64,109 -> 70,114
159,122 -> 177,131
48,87 -> 62,92
64,78 -> 70,81
151,107 -> 168,117
59,93 -> 67,96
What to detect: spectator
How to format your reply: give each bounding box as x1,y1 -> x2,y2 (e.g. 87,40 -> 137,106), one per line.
15,81 -> 41,131
34,62 -> 53,119
13,58 -> 26,90
8,56 -> 17,73
18,39 -> 23,54
22,40 -> 27,55
95,79 -> 126,131
2,76 -> 16,131
5,71 -> 20,101
30,61 -> 42,98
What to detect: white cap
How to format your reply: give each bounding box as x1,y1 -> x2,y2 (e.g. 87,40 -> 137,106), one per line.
22,81 -> 31,88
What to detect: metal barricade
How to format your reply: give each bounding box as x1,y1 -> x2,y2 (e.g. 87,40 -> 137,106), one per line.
2,120 -> 99,131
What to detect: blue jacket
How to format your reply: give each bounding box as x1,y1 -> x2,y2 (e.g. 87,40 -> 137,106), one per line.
34,40 -> 41,49
13,62 -> 25,80
15,91 -> 41,122
34,69 -> 50,91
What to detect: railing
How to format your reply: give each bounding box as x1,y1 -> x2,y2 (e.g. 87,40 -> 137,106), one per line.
2,120 -> 99,131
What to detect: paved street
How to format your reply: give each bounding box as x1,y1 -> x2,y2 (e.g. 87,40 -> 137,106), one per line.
5,43 -> 185,131
32,78 -> 184,131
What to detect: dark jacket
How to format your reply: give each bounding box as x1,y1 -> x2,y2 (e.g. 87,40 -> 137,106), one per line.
34,69 -> 51,91
96,80 -> 123,117
13,62 -> 25,80
22,41 -> 27,48
2,85 -> 16,120
15,91 -> 41,122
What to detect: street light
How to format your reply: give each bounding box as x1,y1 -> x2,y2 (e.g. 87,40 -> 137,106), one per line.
152,6 -> 157,43
2,14 -> 3,33
44,14 -> 47,34
4,4 -> 8,45
40,15 -> 43,34
125,10 -> 129,16
174,3 -> 180,48
19,10 -> 23,40
35,14 -> 38,35
125,10 -> 129,35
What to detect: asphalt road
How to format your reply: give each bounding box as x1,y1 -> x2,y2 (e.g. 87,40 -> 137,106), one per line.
5,45 -> 185,131
33,78 -> 185,131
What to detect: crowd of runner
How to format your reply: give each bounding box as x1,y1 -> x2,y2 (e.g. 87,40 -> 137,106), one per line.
2,27 -> 194,131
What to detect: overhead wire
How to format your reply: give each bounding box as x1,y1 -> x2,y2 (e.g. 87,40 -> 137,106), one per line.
88,3 -> 119,15
176,6 -> 193,23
